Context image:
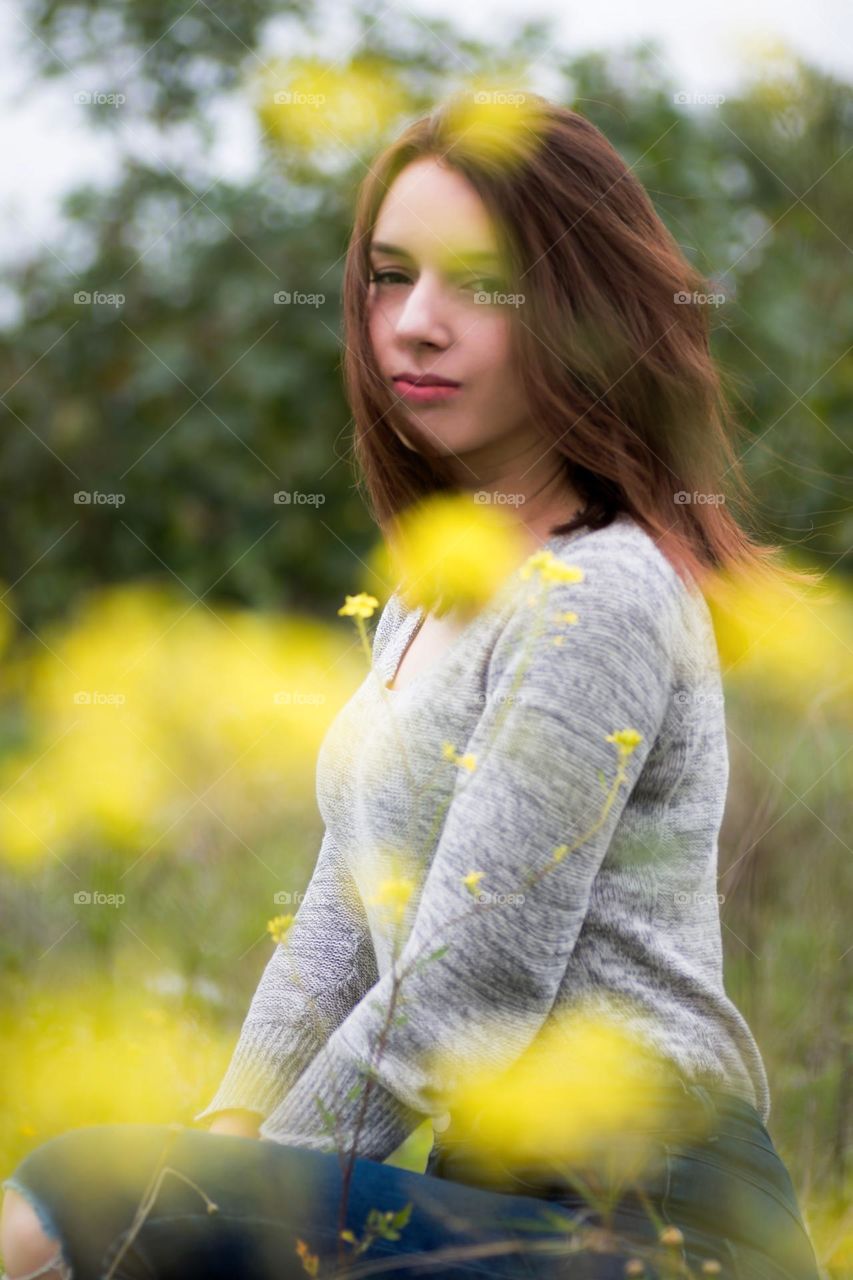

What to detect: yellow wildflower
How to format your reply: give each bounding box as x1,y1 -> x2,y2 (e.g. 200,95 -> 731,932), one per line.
606,728 -> 643,758
520,549 -> 585,586
443,1004 -> 693,1175
267,913 -> 295,943
443,743 -> 476,771
369,875 -> 415,924
552,844 -> 570,863
389,493 -> 526,615
338,592 -> 379,620
555,610 -> 578,624
462,870 -> 485,895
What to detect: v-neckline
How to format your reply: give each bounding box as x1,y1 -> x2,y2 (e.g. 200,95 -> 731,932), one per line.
378,525 -> 591,698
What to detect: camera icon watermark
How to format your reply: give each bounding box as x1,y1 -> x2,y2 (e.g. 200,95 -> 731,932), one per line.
273,91 -> 326,107
673,91 -> 725,108
473,290 -> 525,308
673,290 -> 725,307
475,890 -> 526,907
672,689 -> 725,710
73,890 -> 126,906
673,490 -> 725,505
73,290 -> 125,307
273,890 -> 307,905
472,91 -> 527,106
73,490 -> 126,505
272,690 -> 326,706
273,290 -> 325,307
475,689 -> 526,708
472,490 -> 525,506
73,90 -> 126,108
273,490 -> 326,505
73,690 -> 126,705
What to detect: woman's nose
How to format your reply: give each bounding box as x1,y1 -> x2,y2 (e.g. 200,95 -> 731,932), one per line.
393,276 -> 452,344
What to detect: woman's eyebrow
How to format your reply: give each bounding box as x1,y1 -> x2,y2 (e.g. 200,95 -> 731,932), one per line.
369,240 -> 500,265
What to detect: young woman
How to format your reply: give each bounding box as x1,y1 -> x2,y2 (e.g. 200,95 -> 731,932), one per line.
1,92 -> 821,1280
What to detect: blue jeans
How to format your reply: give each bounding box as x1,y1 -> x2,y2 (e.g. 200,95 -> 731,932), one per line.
2,1085 -> 820,1280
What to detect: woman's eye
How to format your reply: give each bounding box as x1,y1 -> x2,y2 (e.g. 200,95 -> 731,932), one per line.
369,270 -> 410,286
368,270 -> 507,296
463,277 -> 504,294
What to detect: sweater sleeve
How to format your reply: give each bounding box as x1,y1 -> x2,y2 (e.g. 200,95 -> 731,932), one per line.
258,541 -> 682,1159
193,825 -> 379,1124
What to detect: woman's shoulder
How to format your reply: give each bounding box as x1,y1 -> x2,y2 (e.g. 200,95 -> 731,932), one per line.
481,510 -> 718,693
540,511 -> 719,677
521,511 -> 694,627
549,511 -> 689,595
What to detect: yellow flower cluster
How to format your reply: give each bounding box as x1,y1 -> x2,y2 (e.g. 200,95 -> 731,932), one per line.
337,593 -> 379,620
267,913 -> 295,944
519,549 -> 585,586
386,493 -> 528,615
442,741 -> 477,771
440,1004 -> 692,1173
605,728 -> 643,759
368,875 -> 415,924
462,870 -> 485,895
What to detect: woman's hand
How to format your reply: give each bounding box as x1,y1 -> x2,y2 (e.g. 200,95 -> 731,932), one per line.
207,1109 -> 262,1139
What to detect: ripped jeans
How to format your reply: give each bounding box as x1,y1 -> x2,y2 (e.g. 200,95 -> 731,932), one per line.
1,1085 -> 820,1280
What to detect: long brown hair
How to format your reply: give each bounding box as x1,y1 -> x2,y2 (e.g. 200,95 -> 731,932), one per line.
342,90 -> 815,593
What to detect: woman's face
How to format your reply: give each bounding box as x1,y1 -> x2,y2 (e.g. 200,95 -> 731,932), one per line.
367,156 -> 534,471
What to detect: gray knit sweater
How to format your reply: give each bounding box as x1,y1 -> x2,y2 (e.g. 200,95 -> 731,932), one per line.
194,511 -> 771,1158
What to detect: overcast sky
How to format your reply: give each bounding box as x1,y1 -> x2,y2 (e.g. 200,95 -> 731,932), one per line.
1,0 -> 850,282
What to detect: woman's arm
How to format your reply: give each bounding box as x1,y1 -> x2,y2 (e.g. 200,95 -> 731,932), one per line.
194,825 -> 379,1127
257,539 -> 684,1159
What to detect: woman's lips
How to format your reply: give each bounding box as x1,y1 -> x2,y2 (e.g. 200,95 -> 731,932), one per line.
393,378 -> 462,404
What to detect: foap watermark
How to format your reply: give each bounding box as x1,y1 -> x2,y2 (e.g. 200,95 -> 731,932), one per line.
274,890 -> 307,905
673,91 -> 726,108
273,490 -> 325,505
672,890 -> 726,907
475,889 -> 526,907
74,90 -> 126,108
73,290 -> 125,307
474,289 -> 525,308
473,489 -> 526,506
475,690 -> 527,708
273,291 -> 325,307
673,491 -> 725,505
673,689 -> 725,710
73,690 -> 126,706
74,490 -> 126,505
73,890 -> 126,906
273,91 -> 326,108
673,290 -> 725,307
272,690 -> 326,706
472,91 -> 527,107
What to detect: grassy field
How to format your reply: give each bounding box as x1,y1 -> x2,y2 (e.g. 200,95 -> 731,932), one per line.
0,569 -> 849,1276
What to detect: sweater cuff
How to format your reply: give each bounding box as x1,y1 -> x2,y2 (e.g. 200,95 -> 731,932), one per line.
258,1035 -> 423,1161
193,1020 -> 319,1125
